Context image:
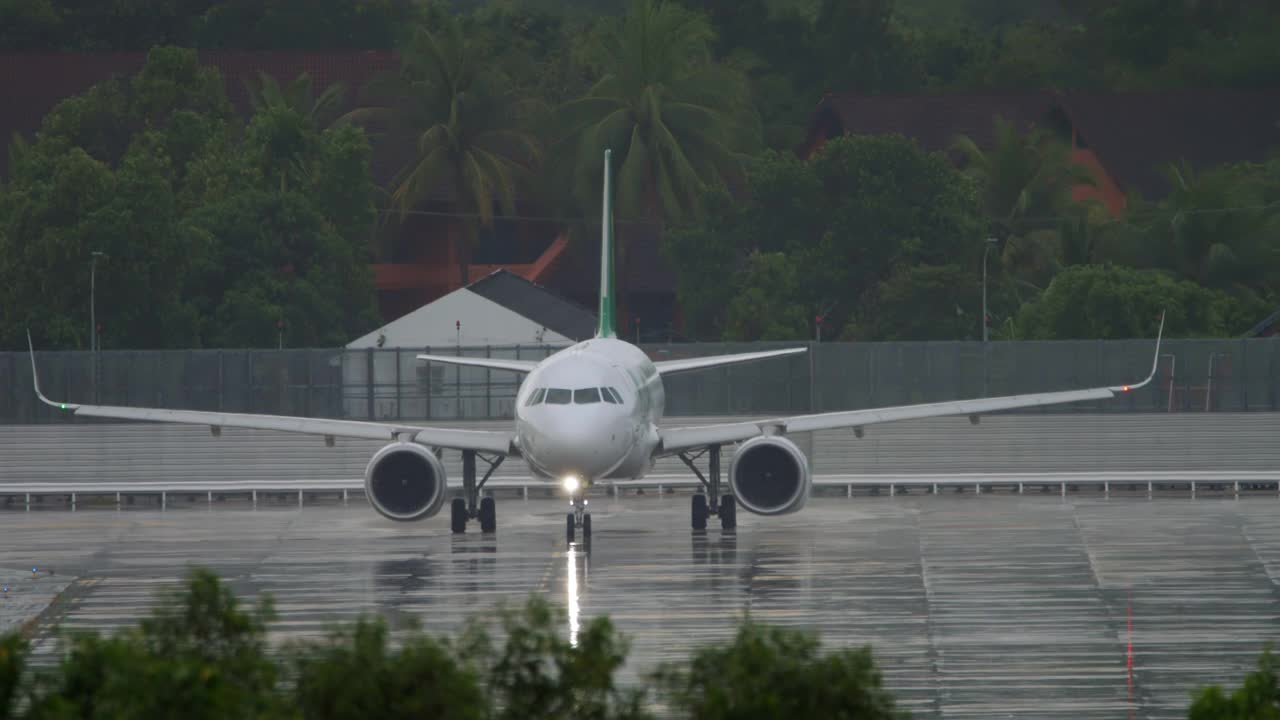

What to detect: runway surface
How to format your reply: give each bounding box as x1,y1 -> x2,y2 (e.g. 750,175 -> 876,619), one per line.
3,493 -> 1279,719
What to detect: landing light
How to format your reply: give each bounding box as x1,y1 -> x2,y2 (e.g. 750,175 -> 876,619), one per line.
1122,385 -> 1130,392
562,475 -> 580,493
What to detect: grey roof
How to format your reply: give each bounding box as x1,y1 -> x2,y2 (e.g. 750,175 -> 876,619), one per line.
467,270 -> 598,342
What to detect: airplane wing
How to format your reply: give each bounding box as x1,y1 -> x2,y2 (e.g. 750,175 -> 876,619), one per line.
654,347 -> 807,374
657,314 -> 1164,456
29,334 -> 516,455
416,354 -> 538,373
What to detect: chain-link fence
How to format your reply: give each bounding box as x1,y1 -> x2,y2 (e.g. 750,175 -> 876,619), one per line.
2,338 -> 1278,424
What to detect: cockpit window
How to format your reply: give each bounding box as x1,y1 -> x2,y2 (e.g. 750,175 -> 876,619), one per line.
605,387 -> 624,403
525,388 -> 546,406
545,388 -> 571,404
601,387 -> 621,404
574,388 -> 601,404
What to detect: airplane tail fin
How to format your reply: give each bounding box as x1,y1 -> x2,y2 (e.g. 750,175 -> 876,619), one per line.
596,148 -> 616,339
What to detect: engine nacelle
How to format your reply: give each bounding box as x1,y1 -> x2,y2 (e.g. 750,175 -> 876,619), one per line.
728,435 -> 812,516
363,442 -> 448,522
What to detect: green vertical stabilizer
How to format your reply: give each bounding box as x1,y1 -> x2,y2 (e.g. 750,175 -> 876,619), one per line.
597,148 -> 616,338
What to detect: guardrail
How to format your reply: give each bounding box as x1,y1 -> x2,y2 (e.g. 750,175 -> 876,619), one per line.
3,471 -> 1280,511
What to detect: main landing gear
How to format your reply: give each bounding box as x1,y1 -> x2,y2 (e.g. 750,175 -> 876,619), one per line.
566,489 -> 591,544
677,444 -> 736,531
450,450 -> 505,534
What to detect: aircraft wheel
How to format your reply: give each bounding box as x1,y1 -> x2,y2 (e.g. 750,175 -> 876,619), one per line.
479,496 -> 496,533
582,513 -> 592,539
566,512 -> 576,543
691,493 -> 708,531
719,494 -> 736,530
450,498 -> 467,534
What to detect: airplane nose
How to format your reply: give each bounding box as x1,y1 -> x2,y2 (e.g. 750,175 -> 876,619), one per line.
535,410 -> 632,478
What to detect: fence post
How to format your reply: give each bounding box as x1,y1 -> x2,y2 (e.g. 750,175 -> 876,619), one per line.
395,348 -> 402,421
217,350 -> 224,411
808,342 -> 817,412
1240,338 -> 1248,411
246,351 -> 254,413
366,347 -> 374,420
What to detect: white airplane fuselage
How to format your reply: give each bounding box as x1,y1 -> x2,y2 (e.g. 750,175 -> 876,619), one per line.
514,337 -> 664,484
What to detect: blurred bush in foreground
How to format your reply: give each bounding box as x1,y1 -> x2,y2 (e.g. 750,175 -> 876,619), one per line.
5,567 -> 1270,718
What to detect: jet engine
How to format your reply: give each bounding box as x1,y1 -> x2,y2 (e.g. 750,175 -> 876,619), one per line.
728,435 -> 812,516
363,442 -> 448,522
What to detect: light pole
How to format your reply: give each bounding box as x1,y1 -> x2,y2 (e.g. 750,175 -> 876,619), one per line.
90,251 -> 107,402
90,251 -> 107,351
981,238 -> 997,343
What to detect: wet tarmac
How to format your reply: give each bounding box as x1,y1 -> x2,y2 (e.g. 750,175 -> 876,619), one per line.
3,493 -> 1279,719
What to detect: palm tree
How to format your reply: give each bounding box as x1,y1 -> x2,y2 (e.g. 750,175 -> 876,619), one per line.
549,0 -> 759,226
245,72 -> 347,128
953,115 -> 1097,298
1145,159 -> 1280,292
952,115 -> 1095,242
338,16 -> 542,286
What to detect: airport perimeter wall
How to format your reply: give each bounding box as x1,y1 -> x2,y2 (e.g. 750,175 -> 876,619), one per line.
2,338 -> 1279,424
1,413 -> 1276,485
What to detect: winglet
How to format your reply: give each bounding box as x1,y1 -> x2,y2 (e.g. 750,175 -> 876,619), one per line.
27,330 -> 78,411
1108,309 -> 1165,393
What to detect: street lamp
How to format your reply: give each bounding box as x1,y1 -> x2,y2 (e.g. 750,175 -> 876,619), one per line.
90,251 -> 107,352
981,238 -> 998,343
90,251 -> 107,403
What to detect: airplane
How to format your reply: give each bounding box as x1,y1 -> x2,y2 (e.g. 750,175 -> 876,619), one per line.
28,147 -> 1165,543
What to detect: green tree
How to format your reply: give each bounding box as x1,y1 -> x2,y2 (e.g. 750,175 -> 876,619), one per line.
23,568 -> 286,720
458,596 -> 651,720
0,633 -> 26,718
550,0 -> 758,225
0,47 -> 380,350
722,252 -> 809,341
246,72 -> 348,129
666,135 -> 985,341
1133,160 -> 1280,295
651,618 -> 908,719
671,0 -> 819,150
811,0 -> 922,95
952,115 -> 1099,306
865,264 -> 982,341
1013,264 -> 1265,339
1189,645 -> 1280,719
341,14 -> 542,286
289,617 -> 485,720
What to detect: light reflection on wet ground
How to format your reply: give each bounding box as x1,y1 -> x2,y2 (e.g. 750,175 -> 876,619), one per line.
3,493 -> 1279,719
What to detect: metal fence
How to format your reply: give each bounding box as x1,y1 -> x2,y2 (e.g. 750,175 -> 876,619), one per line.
2,338 -> 1279,424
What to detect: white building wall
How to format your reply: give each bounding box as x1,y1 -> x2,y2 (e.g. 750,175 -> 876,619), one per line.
347,288 -> 577,349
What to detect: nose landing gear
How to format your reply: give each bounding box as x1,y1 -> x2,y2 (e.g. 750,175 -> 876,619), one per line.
566,490 -> 591,544
678,444 -> 737,531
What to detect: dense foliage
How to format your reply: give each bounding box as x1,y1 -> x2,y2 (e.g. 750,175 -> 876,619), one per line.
0,47 -> 380,350
0,568 -> 896,719
3,0 -> 1280,346
0,567 -> 1270,718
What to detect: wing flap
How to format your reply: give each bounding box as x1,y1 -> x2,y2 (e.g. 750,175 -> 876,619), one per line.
654,347 -> 806,374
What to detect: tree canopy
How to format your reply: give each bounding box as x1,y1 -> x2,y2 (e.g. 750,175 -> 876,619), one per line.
664,134 -> 987,341
5,0 -> 1280,346
0,566 -> 1266,718
0,47 -> 380,350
